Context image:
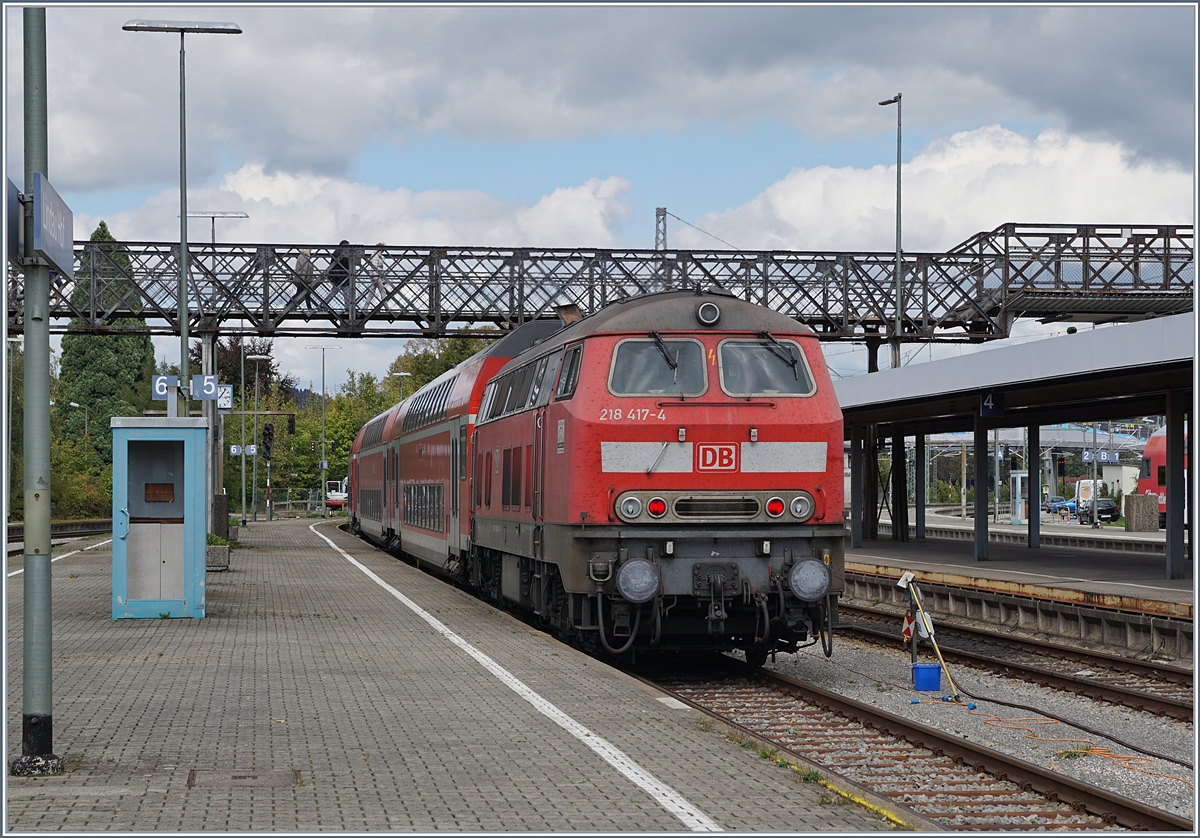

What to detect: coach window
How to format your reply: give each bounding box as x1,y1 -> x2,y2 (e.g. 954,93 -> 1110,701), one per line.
526,356 -> 550,408
502,448 -> 513,509
555,345 -> 584,400
609,338 -> 706,397
1158,465 -> 1166,486
524,444 -> 533,508
459,426 -> 468,481
484,450 -> 493,508
479,382 -> 498,423
718,337 -> 815,397
534,350 -> 563,407
484,375 -> 509,422
504,364 -> 536,415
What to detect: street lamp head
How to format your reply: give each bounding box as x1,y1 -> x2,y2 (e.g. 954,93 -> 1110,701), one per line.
123,20 -> 242,34
392,372 -> 412,378
878,94 -> 901,106
69,402 -> 80,408
246,354 -> 270,362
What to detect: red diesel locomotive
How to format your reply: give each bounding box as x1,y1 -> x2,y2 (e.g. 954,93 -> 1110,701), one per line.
350,288 -> 845,665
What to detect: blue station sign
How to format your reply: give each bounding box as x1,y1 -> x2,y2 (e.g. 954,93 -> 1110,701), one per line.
6,178 -> 23,269
32,172 -> 74,281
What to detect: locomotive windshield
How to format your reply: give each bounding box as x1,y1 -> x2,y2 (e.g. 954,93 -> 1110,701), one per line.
609,338 -> 707,396
719,338 -> 815,396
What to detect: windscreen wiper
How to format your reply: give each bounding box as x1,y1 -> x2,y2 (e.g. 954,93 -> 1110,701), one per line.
650,330 -> 679,384
758,330 -> 799,380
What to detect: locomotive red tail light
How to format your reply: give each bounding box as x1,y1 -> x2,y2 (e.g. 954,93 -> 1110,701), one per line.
765,497 -> 786,517
647,497 -> 668,518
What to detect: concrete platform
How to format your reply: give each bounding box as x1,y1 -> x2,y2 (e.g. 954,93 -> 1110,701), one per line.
846,515 -> 1193,661
6,517 -> 901,832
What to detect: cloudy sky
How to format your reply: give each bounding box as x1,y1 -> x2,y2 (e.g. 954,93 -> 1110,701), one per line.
4,3 -> 1196,389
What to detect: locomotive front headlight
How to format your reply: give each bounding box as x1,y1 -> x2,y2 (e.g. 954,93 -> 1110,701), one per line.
617,496 -> 642,521
765,496 -> 786,518
789,559 -> 830,602
616,559 -> 660,603
790,492 -> 815,521
647,497 -> 668,518
696,301 -> 721,326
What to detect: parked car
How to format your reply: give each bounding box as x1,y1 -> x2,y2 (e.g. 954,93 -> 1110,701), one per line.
1052,499 -> 1077,520
1079,497 -> 1120,524
1044,495 -> 1066,514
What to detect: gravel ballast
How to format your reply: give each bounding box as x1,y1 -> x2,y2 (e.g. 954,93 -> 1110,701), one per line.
756,631 -> 1195,821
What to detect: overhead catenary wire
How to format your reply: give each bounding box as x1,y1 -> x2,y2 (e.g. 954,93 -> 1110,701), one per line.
662,211 -> 742,251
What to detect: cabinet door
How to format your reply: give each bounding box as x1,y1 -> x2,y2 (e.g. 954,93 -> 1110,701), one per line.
127,523 -> 160,601
159,523 -> 185,601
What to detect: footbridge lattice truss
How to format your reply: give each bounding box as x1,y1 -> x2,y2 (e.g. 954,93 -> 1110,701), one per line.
7,222 -> 1193,341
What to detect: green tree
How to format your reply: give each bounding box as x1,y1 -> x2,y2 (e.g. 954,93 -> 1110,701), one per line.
58,222 -> 155,464
385,331 -> 495,396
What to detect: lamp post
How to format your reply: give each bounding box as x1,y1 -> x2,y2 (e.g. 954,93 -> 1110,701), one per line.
122,19 -> 241,414
306,345 -> 341,517
392,371 -> 412,401
185,210 -> 249,244
7,338 -> 21,519
67,402 -> 88,437
246,354 -> 269,522
878,92 -> 902,370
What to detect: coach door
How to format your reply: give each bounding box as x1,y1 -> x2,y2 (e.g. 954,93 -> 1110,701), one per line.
450,419 -> 466,552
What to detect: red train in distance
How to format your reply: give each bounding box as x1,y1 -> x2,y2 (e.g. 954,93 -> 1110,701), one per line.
350,288 -> 845,666
1137,427 -> 1189,528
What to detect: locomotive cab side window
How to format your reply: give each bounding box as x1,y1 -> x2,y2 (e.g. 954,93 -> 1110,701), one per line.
534,350 -> 563,407
608,337 -> 706,397
718,337 -> 816,397
555,345 -> 584,400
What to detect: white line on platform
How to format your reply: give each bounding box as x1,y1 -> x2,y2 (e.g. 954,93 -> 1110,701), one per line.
850,553 -> 1187,596
309,523 -> 722,833
6,539 -> 112,577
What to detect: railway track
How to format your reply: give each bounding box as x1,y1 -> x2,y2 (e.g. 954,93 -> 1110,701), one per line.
643,666 -> 1192,831
839,602 -> 1193,722
6,519 -> 112,556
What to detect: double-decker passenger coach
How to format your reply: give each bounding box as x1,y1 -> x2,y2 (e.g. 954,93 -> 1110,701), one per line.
352,288 -> 845,666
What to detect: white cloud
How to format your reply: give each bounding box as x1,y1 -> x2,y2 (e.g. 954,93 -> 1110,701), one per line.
682,127 -> 1194,252
76,164 -> 632,249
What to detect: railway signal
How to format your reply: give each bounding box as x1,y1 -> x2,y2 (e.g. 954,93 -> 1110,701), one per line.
262,423 -> 274,461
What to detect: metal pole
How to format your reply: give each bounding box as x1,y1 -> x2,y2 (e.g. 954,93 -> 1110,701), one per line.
959,441 -> 966,522
321,349 -> 327,518
239,339 -> 246,527
252,360 -> 260,521
177,31 -> 190,415
878,93 -> 902,369
893,94 -> 902,369
974,416 -> 989,560
13,6 -> 62,776
6,339 -> 17,519
993,428 -> 1000,523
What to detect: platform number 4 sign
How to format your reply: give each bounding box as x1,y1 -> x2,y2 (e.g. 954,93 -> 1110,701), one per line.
980,392 -> 1005,418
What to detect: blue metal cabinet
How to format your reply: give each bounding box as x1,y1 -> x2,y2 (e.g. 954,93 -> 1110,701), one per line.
111,418 -> 208,618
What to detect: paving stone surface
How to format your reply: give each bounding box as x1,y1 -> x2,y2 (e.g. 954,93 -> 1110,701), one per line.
6,518 -> 898,831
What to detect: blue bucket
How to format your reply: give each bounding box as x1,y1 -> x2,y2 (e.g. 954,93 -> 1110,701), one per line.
912,663 -> 942,691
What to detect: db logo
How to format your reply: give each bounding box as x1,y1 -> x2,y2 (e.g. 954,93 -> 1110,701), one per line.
697,443 -> 738,471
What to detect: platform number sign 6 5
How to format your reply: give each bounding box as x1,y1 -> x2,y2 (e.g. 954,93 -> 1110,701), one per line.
151,375 -> 179,400
191,375 -> 219,400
